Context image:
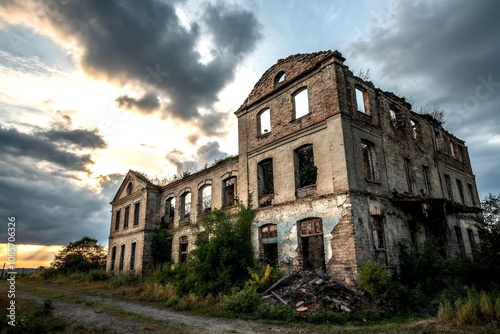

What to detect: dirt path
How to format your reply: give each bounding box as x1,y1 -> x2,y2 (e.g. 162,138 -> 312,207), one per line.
19,292 -> 315,333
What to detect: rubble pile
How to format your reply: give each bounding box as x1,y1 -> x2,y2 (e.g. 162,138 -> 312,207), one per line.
262,271 -> 366,313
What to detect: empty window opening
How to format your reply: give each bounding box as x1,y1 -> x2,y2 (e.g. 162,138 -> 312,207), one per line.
164,197 -> 175,224
115,210 -> 121,230
456,179 -> 465,204
223,177 -> 237,207
411,120 -> 419,139
133,202 -> 140,226
258,159 -> 274,197
275,71 -> 285,85
404,158 -> 415,194
467,184 -> 477,206
180,192 -> 191,220
444,174 -> 453,200
435,131 -> 444,152
467,228 -> 476,251
371,215 -> 387,265
361,141 -> 377,181
179,236 -> 188,263
408,220 -> 418,247
371,216 -> 386,249
199,185 -> 212,214
423,166 -> 432,195
294,88 -> 309,119
110,246 -> 116,271
389,108 -> 398,127
126,182 -> 132,195
258,108 -> 271,135
450,142 -> 456,158
260,224 -> 278,265
294,145 -> 316,189
130,242 -> 136,271
355,87 -> 366,113
457,145 -> 464,161
299,219 -> 325,271
124,206 -> 130,229
119,244 -> 125,271
454,226 -> 465,254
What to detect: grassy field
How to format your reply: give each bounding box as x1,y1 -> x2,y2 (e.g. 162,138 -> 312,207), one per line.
1,275 -> 498,333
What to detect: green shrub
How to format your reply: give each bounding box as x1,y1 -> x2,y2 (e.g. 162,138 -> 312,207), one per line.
308,310 -> 347,324
358,260 -> 391,299
88,269 -> 111,282
255,304 -> 298,322
41,268 -> 59,280
108,273 -> 139,288
223,284 -> 261,314
165,296 -> 180,308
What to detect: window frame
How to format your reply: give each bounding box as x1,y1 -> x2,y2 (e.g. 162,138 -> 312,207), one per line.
123,206 -> 130,229
361,140 -> 377,181
222,176 -> 237,207
292,87 -> 310,119
180,192 -> 192,220
257,158 -> 274,197
115,209 -> 121,230
355,86 -> 367,114
294,144 -> 317,189
130,242 -> 136,271
133,202 -> 140,226
257,108 -> 271,135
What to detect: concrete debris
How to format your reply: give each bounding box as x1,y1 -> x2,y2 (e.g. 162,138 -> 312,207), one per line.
263,271 -> 364,313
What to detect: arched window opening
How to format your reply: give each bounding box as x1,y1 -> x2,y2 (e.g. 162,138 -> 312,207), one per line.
275,71 -> 285,85
222,177 -> 237,207
199,185 -> 212,214
180,192 -> 191,220
126,182 -> 132,195
299,218 -> 325,271
164,197 -> 176,224
179,236 -> 188,263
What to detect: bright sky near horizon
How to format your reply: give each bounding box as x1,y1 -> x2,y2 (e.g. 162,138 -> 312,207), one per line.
0,0 -> 499,268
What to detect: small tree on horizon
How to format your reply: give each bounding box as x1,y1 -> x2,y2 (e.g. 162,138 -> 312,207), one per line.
50,236 -> 107,273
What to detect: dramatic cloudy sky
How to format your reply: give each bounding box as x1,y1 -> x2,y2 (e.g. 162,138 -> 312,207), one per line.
0,0 -> 498,267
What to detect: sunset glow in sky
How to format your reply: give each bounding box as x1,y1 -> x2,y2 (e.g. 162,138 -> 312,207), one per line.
0,0 -> 499,268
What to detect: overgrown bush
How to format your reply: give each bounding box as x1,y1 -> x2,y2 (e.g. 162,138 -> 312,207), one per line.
358,260 -> 392,300
223,284 -> 261,314
189,203 -> 255,295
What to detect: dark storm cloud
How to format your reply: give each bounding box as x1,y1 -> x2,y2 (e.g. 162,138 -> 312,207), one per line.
197,141 -> 228,165
0,157 -> 120,245
39,128 -> 107,149
165,141 -> 228,174
1,0 -> 262,135
115,93 -> 160,113
0,123 -> 111,245
165,149 -> 197,175
348,0 -> 500,197
0,126 -> 93,172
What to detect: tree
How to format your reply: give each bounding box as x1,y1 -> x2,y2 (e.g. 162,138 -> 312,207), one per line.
190,203 -> 255,295
50,236 -> 107,273
470,193 -> 500,287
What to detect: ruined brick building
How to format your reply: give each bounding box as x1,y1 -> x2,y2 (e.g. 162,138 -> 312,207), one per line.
107,51 -> 481,283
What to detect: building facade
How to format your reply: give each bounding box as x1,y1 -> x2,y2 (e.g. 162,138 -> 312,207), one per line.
107,51 -> 481,283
